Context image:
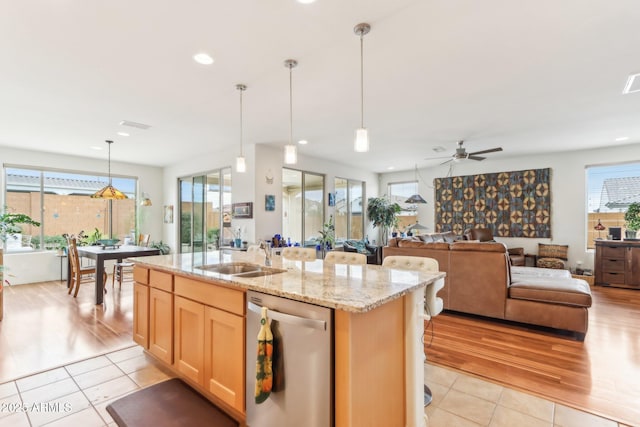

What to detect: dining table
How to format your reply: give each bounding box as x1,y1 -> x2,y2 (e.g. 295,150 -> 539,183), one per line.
68,245 -> 161,304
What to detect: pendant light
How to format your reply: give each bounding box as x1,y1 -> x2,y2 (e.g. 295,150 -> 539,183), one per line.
354,22 -> 371,153
140,192 -> 152,206
405,164 -> 427,204
236,83 -> 247,173
284,59 -> 298,165
91,140 -> 127,199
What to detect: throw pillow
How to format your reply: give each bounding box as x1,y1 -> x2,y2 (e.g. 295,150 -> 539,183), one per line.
538,243 -> 569,260
350,240 -> 371,255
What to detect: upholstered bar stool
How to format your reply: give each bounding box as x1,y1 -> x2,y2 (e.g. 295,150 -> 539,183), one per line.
281,247 -> 316,261
324,251 -> 367,265
382,255 -> 445,407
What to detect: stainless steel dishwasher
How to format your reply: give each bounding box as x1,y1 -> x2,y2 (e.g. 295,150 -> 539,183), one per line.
246,290 -> 333,427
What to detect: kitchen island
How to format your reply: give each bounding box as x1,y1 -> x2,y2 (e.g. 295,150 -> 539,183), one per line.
129,250 -> 445,427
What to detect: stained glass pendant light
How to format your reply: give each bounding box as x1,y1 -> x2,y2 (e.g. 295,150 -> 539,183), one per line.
91,140 -> 127,199
236,83 -> 247,173
354,23 -> 371,153
284,59 -> 298,164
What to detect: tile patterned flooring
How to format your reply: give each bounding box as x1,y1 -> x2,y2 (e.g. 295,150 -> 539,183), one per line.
0,346 -> 630,426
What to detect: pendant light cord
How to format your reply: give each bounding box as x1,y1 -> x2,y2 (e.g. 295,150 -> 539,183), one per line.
289,63 -> 293,145
360,32 -> 364,129
107,140 -> 112,185
239,88 -> 244,156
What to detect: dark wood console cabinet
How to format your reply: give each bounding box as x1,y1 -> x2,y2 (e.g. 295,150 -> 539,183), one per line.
595,240 -> 640,289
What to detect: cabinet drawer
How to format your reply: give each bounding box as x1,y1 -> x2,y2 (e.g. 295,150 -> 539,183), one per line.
133,266 -> 149,285
174,276 -> 244,316
602,258 -> 625,272
601,246 -> 625,259
602,271 -> 626,285
150,270 -> 173,292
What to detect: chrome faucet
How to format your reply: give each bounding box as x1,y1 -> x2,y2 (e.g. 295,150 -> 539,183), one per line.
259,240 -> 272,266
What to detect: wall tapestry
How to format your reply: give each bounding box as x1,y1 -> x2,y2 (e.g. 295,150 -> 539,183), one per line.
434,168 -> 551,238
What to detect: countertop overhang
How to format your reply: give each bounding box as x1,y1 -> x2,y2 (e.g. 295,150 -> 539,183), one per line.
128,251 -> 446,313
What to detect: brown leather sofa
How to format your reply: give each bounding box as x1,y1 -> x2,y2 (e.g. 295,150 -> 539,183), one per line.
463,227 -> 525,266
383,238 -> 592,339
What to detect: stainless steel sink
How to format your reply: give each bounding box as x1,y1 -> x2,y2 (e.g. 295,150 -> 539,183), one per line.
196,262 -> 286,277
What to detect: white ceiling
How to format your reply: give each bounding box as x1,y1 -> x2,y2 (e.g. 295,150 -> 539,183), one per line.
1,0 -> 639,173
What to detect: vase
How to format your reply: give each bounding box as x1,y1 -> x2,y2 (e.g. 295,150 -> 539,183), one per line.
235,238 -> 242,248
625,230 -> 637,239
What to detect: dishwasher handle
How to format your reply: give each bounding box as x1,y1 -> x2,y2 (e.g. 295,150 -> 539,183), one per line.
248,301 -> 326,331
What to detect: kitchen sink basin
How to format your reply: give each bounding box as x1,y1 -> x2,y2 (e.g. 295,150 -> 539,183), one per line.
196,262 -> 286,277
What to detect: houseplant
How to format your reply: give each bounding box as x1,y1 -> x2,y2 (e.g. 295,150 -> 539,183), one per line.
315,215 -> 335,257
0,210 -> 41,248
366,196 -> 401,246
624,202 -> 640,239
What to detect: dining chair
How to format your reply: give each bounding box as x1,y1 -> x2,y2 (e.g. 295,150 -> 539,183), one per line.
323,251 -> 367,265
112,234 -> 151,288
67,237 -> 106,298
281,247 -> 316,261
381,255 -> 444,408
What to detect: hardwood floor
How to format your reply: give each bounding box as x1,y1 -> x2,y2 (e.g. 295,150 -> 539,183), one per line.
426,285 -> 640,426
1,279 -> 638,425
0,278 -> 135,383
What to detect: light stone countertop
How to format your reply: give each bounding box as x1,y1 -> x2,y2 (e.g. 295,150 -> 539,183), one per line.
128,250 -> 446,313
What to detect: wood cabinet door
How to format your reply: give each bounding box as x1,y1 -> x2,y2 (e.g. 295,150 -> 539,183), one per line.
174,296 -> 205,385
204,306 -> 245,412
133,283 -> 149,348
627,247 -> 640,287
149,288 -> 173,364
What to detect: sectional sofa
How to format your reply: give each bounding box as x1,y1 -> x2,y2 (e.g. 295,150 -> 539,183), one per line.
383,237 -> 593,339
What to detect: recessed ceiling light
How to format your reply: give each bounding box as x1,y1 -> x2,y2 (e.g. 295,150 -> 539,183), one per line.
193,52 -> 214,65
90,146 -> 103,150
298,139 -> 308,145
297,0 -> 316,4
387,166 -> 395,170
117,132 -> 130,137
615,136 -> 629,142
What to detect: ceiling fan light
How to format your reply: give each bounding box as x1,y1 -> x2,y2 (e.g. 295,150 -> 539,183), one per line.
354,128 -> 369,152
284,144 -> 297,164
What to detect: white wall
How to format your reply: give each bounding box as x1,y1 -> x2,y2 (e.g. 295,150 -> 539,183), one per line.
380,143 -> 640,271
162,144 -> 380,251
1,146 -> 164,284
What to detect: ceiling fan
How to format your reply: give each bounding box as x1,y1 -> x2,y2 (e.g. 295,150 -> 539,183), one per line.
427,140 -> 503,165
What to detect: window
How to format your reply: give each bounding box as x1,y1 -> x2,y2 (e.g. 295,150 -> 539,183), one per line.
586,162 -> 640,249
179,168 -> 231,254
4,166 -> 137,252
388,181 -> 418,234
282,168 -> 324,247
334,177 -> 365,242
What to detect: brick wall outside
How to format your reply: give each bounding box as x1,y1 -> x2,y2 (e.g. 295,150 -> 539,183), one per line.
7,192 -> 136,246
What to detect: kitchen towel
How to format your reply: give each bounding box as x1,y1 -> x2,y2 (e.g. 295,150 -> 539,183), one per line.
255,306 -> 273,404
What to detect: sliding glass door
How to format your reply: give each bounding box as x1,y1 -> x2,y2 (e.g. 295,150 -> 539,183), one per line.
282,168 -> 324,247
179,168 -> 231,255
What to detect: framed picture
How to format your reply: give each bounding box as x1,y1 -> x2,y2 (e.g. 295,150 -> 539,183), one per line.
232,202 -> 253,219
163,205 -> 174,224
265,195 -> 275,211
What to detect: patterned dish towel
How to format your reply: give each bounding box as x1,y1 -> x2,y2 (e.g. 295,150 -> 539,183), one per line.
255,306 -> 273,404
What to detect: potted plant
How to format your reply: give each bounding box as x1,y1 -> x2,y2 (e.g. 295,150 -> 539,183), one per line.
624,202 -> 640,239
366,196 -> 401,246
315,215 -> 335,258
0,209 -> 41,248
150,240 -> 171,255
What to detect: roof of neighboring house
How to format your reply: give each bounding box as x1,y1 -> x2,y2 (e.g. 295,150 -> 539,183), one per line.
602,177 -> 640,209
7,174 -> 105,195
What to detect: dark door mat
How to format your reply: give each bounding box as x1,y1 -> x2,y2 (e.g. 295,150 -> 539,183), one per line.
106,378 -> 239,427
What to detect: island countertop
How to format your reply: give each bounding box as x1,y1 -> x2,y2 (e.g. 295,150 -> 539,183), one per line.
128,250 -> 445,313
